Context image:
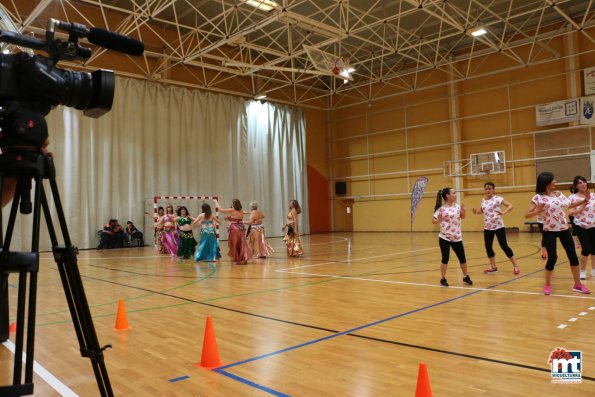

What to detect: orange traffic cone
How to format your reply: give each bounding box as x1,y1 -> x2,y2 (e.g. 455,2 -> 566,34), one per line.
195,316 -> 222,369
415,362 -> 432,397
9,322 -> 16,333
114,298 -> 131,331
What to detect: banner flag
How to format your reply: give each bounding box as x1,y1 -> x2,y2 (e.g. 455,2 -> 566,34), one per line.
411,177 -> 429,224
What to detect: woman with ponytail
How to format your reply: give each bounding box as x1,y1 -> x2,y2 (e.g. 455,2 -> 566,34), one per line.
525,172 -> 590,295
432,188 -> 473,287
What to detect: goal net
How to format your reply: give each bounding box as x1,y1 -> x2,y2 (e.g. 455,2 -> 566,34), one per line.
143,195 -> 221,247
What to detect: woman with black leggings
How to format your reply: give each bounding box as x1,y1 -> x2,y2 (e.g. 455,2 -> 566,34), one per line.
472,182 -> 520,275
432,187 -> 473,287
525,172 -> 590,295
537,219 -> 547,260
568,175 -> 595,280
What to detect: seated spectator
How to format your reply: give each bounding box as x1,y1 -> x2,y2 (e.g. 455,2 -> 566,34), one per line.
126,221 -> 144,247
98,219 -> 126,249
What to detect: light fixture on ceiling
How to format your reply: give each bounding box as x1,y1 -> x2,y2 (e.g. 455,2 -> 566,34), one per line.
339,67 -> 355,80
254,93 -> 267,100
468,26 -> 487,37
241,0 -> 280,12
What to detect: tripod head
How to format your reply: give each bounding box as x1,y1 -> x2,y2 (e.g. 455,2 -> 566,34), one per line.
0,102 -> 50,215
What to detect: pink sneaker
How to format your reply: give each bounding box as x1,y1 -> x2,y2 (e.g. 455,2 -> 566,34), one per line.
513,266 -> 520,275
483,267 -> 498,274
573,283 -> 591,294
543,285 -> 552,295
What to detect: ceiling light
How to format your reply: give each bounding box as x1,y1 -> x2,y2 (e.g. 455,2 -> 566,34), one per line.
254,93 -> 267,100
468,26 -> 487,37
339,67 -> 355,80
242,0 -> 280,12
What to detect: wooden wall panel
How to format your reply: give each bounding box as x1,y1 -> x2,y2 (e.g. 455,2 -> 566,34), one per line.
328,33 -> 594,232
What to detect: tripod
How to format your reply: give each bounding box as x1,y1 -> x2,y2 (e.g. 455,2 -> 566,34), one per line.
0,108 -> 113,396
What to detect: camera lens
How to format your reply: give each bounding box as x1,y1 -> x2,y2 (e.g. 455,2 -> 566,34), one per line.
57,65 -> 115,118
10,53 -> 115,119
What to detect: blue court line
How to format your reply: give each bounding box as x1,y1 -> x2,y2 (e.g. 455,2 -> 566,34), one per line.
213,369 -> 291,397
213,268 -> 552,396
213,288 -> 485,396
168,375 -> 190,382
217,289 -> 483,372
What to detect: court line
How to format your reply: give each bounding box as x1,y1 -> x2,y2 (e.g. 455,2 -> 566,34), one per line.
81,255 -> 166,260
78,236 -> 349,261
276,244 -> 593,300
34,241 -> 558,394
214,289 -> 484,395
213,264 -> 595,394
213,370 -> 290,397
275,241 -> 491,272
2,340 -> 79,397
23,236 -> 546,394
345,332 -> 595,382
34,243 -> 542,326
26,263 -> 218,324
276,271 -> 595,299
168,375 -> 190,383
276,246 -> 440,271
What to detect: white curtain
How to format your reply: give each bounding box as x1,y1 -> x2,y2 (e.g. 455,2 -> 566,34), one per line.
2,77 -> 308,250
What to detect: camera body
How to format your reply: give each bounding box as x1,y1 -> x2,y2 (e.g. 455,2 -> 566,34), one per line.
0,18 -> 140,150
0,52 -> 114,117
0,52 -> 115,149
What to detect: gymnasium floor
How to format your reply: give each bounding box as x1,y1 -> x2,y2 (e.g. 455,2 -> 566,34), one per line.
1,231 -> 594,396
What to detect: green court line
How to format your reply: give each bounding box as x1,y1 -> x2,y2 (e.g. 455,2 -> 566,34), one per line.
15,262 -> 218,321
38,302 -> 195,326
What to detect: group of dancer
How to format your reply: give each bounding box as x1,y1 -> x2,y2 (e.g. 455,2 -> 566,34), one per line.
151,204 -> 213,260
433,173 -> 592,295
150,199 -> 304,264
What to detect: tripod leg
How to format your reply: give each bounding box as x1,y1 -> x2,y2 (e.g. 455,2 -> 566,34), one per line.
0,176 -> 6,342
0,272 -> 7,342
2,186 -> 29,386
22,174 -> 45,384
41,173 -> 113,397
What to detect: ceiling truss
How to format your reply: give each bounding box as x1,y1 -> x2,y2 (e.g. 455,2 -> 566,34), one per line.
3,0 -> 594,109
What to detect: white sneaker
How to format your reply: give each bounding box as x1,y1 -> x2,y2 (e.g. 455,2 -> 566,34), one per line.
580,270 -> 587,280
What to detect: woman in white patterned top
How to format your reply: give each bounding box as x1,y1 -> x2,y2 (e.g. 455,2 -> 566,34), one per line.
568,175 -> 595,280
472,182 -> 519,275
525,172 -> 590,295
432,187 -> 472,287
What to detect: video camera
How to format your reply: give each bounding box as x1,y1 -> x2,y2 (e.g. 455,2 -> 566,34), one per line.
0,18 -> 144,148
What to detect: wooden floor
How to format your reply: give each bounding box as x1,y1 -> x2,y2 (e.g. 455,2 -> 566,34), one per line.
1,231 -> 594,396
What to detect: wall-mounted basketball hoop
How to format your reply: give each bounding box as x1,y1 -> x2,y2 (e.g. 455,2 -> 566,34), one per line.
443,151 -> 506,177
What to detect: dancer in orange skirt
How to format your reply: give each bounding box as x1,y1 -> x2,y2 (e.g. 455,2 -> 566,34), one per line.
245,201 -> 274,258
